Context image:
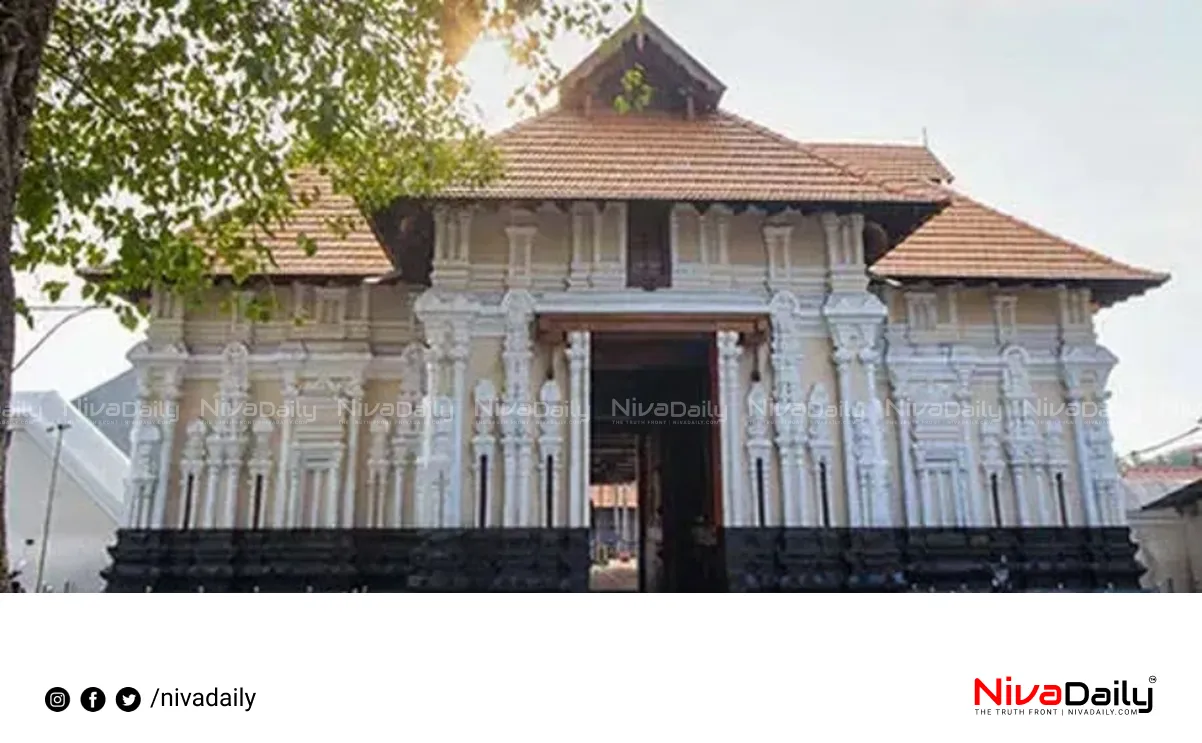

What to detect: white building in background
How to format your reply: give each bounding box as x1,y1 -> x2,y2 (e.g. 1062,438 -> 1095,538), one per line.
5,389 -> 129,592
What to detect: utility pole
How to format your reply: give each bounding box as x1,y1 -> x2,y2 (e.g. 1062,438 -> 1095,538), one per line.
35,423 -> 70,592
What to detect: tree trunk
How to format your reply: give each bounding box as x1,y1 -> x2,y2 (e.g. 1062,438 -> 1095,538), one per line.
0,0 -> 59,592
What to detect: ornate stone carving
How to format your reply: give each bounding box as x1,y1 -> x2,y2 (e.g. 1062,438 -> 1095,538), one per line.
566,330 -> 591,528
746,380 -> 774,526
178,420 -> 208,531
367,417 -> 392,527
472,379 -> 499,527
537,378 -> 564,527
716,330 -> 745,526
500,290 -> 536,526
768,291 -> 808,525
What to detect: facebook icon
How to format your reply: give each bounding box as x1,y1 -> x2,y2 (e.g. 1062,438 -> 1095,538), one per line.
80,687 -> 106,712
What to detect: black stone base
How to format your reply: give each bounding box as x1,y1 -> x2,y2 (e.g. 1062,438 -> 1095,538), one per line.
723,527 -> 1145,592
105,526 -> 1144,592
103,529 -> 590,592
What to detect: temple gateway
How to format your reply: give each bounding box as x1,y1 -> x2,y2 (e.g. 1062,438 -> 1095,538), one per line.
103,16 -> 1169,592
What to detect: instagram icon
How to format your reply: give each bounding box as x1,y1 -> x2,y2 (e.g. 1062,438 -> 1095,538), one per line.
45,687 -> 70,712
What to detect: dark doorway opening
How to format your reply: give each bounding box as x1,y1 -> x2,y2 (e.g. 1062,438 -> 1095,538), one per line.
588,334 -> 724,592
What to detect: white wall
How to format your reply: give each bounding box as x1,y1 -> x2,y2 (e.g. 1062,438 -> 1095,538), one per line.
5,430 -> 121,593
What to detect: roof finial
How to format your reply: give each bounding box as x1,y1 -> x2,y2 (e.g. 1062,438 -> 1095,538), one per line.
921,126 -> 929,148
633,0 -> 646,48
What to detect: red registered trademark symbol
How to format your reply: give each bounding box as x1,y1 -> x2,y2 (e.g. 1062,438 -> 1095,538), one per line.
1149,676 -> 1157,684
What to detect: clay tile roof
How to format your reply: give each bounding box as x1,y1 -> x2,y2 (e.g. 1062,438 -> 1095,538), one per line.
806,142 -> 954,186
804,142 -> 1169,304
873,188 -> 1169,285
214,169 -> 393,277
440,107 -> 945,204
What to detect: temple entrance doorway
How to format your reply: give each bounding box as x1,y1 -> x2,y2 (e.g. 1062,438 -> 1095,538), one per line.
587,334 -> 724,592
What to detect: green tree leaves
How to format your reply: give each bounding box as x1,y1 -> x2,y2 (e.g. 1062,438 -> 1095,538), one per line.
18,0 -> 611,319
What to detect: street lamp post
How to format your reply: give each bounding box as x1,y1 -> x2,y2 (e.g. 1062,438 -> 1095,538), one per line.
34,423 -> 70,592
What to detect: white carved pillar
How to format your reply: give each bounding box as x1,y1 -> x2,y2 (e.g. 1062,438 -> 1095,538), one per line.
415,332 -> 449,527
670,204 -> 681,278
717,330 -> 745,526
178,420 -> 207,529
390,345 -> 424,527
1087,392 -> 1123,525
340,379 -> 364,528
916,453 -> 934,526
538,379 -> 565,527
807,384 -> 834,525
285,453 -> 302,528
763,224 -> 793,291
566,330 -> 591,528
273,367 -> 300,527
858,345 -> 891,526
202,434 -> 223,528
569,203 -> 589,289
216,342 -> 250,528
1001,347 -> 1043,525
768,292 -> 808,526
952,360 -> 982,525
472,380 -> 498,527
325,459 -> 341,527
889,374 -> 920,526
431,206 -> 471,289
715,207 -> 732,287
746,380 -> 774,526
446,323 -> 470,527
500,291 -> 536,526
980,419 -> 1006,526
124,365 -> 154,528
367,417 -> 392,528
246,418 -> 274,528
831,347 -> 861,526
1044,419 -> 1070,524
151,364 -> 182,529
1061,367 -> 1097,525
505,225 -> 536,290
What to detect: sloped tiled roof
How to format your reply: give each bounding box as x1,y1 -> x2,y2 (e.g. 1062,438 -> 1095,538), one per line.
876,189 -> 1168,284
1124,466 -> 1202,512
807,142 -> 954,186
440,107 -> 945,204
805,142 -> 1169,299
215,169 -> 392,277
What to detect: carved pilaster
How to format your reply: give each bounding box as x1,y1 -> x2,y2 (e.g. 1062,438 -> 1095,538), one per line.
505,224 -> 536,290
746,380 -> 774,526
763,224 -> 793,291
952,349 -> 983,525
341,377 -> 365,528
367,417 -> 392,528
717,330 -> 745,526
500,291 -> 536,526
769,292 -> 809,526
389,344 -> 425,527
807,383 -> 835,525
566,330 -> 591,528
537,379 -> 565,527
980,417 -> 1006,525
178,420 -> 208,529
472,380 -> 498,527
1001,345 -> 1041,525
246,418 -> 274,528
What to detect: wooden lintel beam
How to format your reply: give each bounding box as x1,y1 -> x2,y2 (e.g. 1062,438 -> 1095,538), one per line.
535,313 -> 768,343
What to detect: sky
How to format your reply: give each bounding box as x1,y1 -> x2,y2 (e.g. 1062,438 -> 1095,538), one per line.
14,0 -> 1202,455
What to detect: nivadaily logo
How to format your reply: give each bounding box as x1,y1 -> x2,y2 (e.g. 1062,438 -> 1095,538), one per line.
974,677 -> 1154,716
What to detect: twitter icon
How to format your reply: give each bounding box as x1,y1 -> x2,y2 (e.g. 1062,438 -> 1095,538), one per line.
115,687 -> 141,712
